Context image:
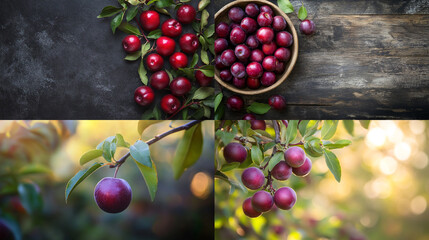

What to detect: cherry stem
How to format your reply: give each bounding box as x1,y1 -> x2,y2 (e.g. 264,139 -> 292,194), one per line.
111,120 -> 202,168
113,165 -> 119,178
272,120 -> 281,144
135,18 -> 149,43
167,101 -> 201,120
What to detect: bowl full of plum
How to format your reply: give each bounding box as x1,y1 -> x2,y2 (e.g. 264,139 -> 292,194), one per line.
214,0 -> 298,95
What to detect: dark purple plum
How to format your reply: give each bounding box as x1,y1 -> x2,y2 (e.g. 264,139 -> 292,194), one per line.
226,95 -> 244,111
275,61 -> 285,74
257,12 -> 273,27
220,49 -> 236,66
240,17 -> 258,34
292,157 -> 312,176
215,55 -> 227,70
256,27 -> 274,44
268,95 -> 286,110
242,113 -> 257,120
231,62 -> 246,78
262,56 -> 278,72
216,22 -> 230,38
262,42 -> 276,55
299,19 -> 316,35
250,120 -> 266,130
245,3 -> 260,17
252,191 -> 273,212
230,27 -> 246,45
260,72 -> 276,86
228,7 -> 245,23
94,177 -> 132,213
260,5 -> 273,15
220,69 -> 232,82
274,187 -> 296,210
233,77 -> 246,88
247,77 -> 261,89
273,16 -> 287,31
223,142 -> 247,162
276,31 -> 293,47
246,35 -> 260,49
242,197 -> 261,218
250,49 -> 265,62
241,167 -> 265,190
274,47 -> 291,62
235,44 -> 251,62
271,161 -> 292,180
246,62 -> 263,78
284,146 -> 306,168
214,38 -> 228,54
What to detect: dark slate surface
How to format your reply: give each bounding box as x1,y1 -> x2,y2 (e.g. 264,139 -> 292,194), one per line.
215,0 -> 429,120
0,0 -> 216,119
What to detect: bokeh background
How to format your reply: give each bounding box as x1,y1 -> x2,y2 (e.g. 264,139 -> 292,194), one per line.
215,120 -> 429,240
0,120 -> 214,240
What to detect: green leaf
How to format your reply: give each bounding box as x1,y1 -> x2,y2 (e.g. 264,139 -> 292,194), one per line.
117,22 -> 141,35
155,0 -> 174,8
111,12 -> 124,34
115,133 -> 130,148
220,162 -> 240,172
203,105 -> 211,118
134,158 -> 158,201
285,120 -> 299,144
215,126 -> 237,145
215,103 -> 225,120
18,183 -> 43,214
193,87 -> 214,100
324,139 -> 352,149
298,120 -> 310,137
98,6 -> 123,18
303,120 -> 319,138
204,24 -> 215,38
102,141 -> 113,162
18,164 -> 51,175
359,120 -> 371,129
198,0 -> 210,11
79,149 -> 103,165
199,35 -> 208,50
268,152 -> 284,171
298,5 -> 308,21
200,9 -> 209,30
190,53 -> 199,68
321,120 -> 339,140
238,120 -> 250,137
173,123 -> 203,179
304,137 -> 323,157
247,102 -> 271,115
343,120 -> 354,136
201,49 -> 209,64
324,149 -> 341,182
138,59 -> 148,84
166,69 -> 174,82
124,50 -> 142,61
130,140 -> 152,168
192,22 -> 201,32
147,29 -> 162,39
126,5 -> 139,22
138,120 -> 163,136
65,162 -> 104,203
214,92 -> 223,112
251,145 -> 263,165
155,7 -> 171,16
278,0 -> 294,13
198,68 -> 214,77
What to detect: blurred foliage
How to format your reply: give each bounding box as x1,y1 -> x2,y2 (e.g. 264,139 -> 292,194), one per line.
215,120 -> 429,240
0,120 -> 214,240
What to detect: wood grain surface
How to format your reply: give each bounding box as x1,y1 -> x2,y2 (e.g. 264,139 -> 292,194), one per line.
216,0 -> 429,119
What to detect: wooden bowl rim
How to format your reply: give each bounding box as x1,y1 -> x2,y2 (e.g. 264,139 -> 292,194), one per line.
214,0 -> 299,95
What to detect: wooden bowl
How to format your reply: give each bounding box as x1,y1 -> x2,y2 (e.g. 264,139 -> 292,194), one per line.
214,0 -> 298,95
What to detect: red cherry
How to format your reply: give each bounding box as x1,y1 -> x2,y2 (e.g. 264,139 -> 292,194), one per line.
140,10 -> 160,32
170,76 -> 192,96
134,86 -> 155,106
161,94 -> 181,114
176,4 -> 196,24
179,33 -> 199,54
156,36 -> 176,56
145,53 -> 164,72
161,19 -> 183,37
150,70 -> 170,90
122,35 -> 141,53
169,52 -> 188,70
195,69 -> 213,87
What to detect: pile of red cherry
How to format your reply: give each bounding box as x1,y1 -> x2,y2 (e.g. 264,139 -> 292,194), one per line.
215,4 -> 293,89
122,5 -> 213,115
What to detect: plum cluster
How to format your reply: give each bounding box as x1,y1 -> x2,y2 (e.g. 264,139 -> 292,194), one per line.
215,4 -> 293,89
222,140 -> 312,218
122,5 -> 213,115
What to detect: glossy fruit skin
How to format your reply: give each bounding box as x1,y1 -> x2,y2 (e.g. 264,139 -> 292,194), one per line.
234,44 -> 251,62
284,146 -> 306,167
242,167 -> 265,190
156,36 -> 176,56
226,95 -> 244,111
215,38 -> 229,54
228,7 -> 245,23
220,49 -> 237,66
0,219 -> 14,240
260,5 -> 273,15
257,12 -> 273,27
122,35 -> 141,53
274,187 -> 296,210
215,55 -> 227,69
220,69 -> 232,82
246,62 -> 263,78
282,120 -> 288,127
271,161 -> 292,180
161,19 -> 182,37
299,19 -> 316,35
170,76 -> 191,96
292,157 -> 312,176
223,142 -> 247,163
272,16 -> 287,31
195,70 -> 213,87
134,86 -> 155,106
276,31 -> 293,47
140,10 -> 160,31
161,94 -> 181,114
216,22 -> 230,38
176,4 -> 196,24
268,95 -> 286,110
240,17 -> 258,34
146,53 -> 164,72
242,197 -> 261,218
246,35 -> 260,49
150,70 -> 170,90
242,113 -> 256,120
245,3 -> 260,18
250,120 -> 266,130
262,56 -> 278,72
252,191 -> 273,212
247,77 -> 261,89
260,72 -> 276,86
250,49 -> 265,63
275,61 -> 286,74
233,77 -> 246,88
256,27 -> 275,44
230,27 -> 246,45
262,42 -> 276,55
274,47 -> 291,62
94,177 -> 132,213
231,62 -> 246,79
179,33 -> 199,54
169,52 -> 188,69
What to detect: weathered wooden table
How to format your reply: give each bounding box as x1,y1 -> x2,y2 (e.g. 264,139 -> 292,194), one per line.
217,0 -> 429,120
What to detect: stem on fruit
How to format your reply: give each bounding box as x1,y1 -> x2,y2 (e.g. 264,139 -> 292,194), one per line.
289,141 -> 304,146
272,120 -> 281,144
113,165 -> 119,178
112,120 -> 202,168
134,18 -> 149,42
167,101 -> 201,120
